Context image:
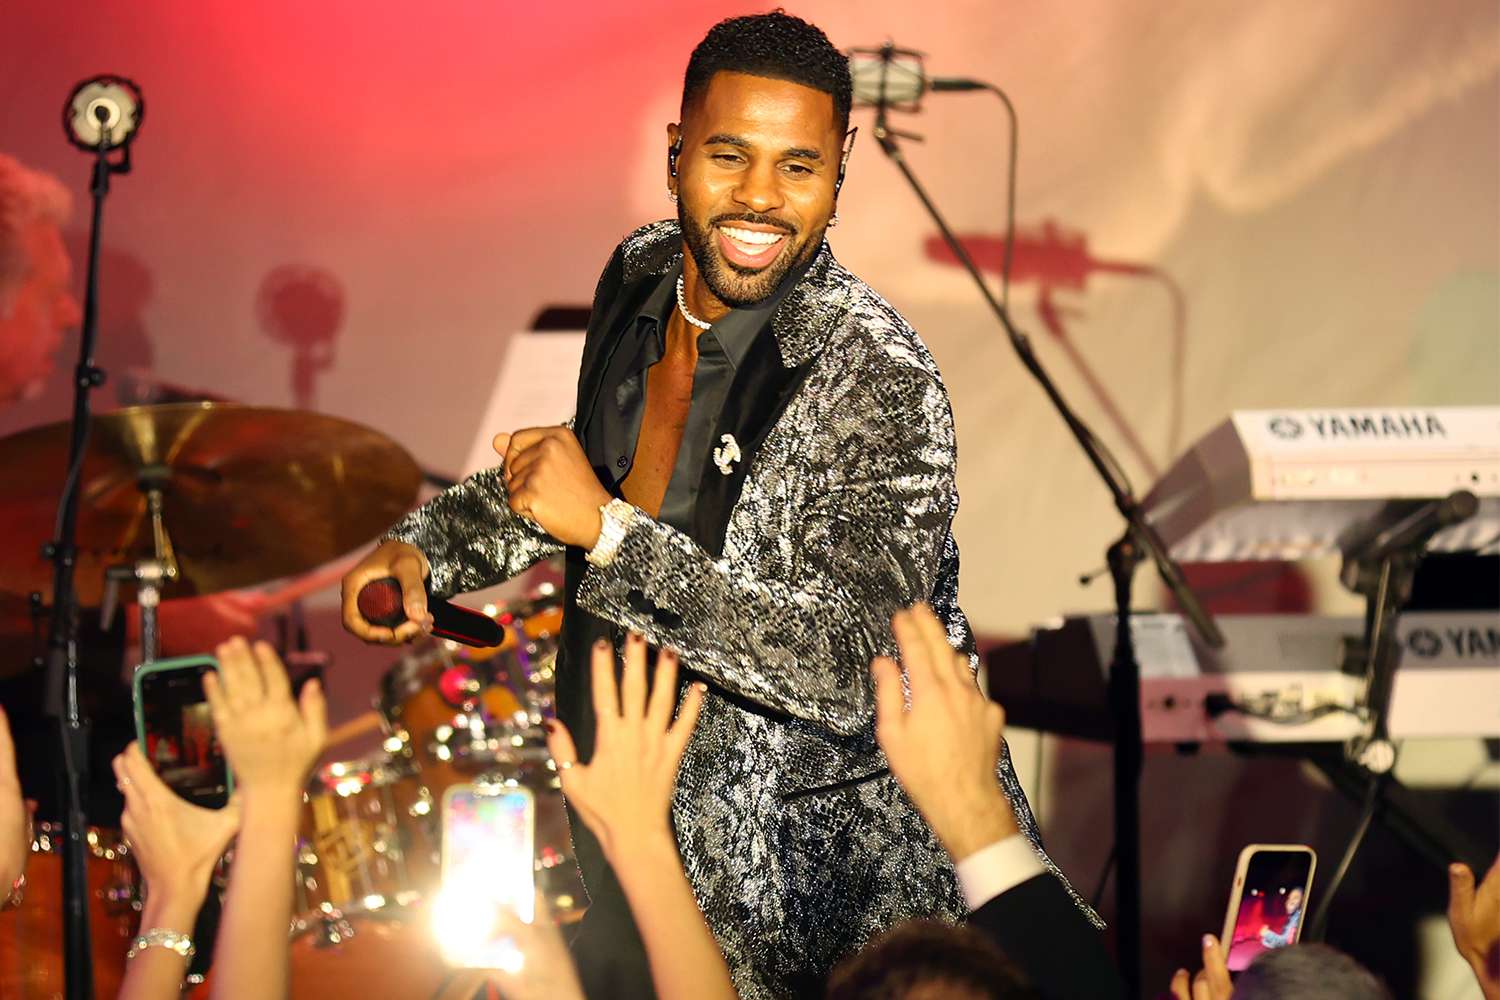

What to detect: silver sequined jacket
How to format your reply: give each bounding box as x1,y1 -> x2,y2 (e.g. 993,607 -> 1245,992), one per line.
387,221 -> 1092,998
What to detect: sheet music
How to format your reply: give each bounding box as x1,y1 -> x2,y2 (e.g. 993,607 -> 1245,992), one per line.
461,331 -> 586,478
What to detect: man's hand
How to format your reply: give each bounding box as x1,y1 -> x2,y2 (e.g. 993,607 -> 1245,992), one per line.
113,743 -> 242,924
1169,935 -> 1232,1000
0,708 -> 29,894
494,427 -> 612,550
1450,856 -> 1500,999
543,634 -> 704,860
872,604 -> 1019,863
205,638 -> 328,801
341,540 -> 432,645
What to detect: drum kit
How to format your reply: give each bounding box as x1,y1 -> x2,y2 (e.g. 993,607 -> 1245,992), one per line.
0,402 -> 579,997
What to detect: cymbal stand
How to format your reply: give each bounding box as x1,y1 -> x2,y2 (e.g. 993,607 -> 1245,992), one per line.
101,470 -> 180,666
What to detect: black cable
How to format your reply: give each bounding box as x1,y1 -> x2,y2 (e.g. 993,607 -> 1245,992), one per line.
1090,843 -> 1117,909
981,83 -> 1019,311
1306,775 -> 1383,941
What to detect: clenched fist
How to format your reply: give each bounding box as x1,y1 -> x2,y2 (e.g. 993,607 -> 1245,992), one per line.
494,426 -> 613,550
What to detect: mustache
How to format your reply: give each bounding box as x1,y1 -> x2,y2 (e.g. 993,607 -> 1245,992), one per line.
710,212 -> 797,236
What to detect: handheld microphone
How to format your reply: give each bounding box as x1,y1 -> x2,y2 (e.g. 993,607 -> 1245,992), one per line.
848,46 -> 987,108
357,577 -> 504,648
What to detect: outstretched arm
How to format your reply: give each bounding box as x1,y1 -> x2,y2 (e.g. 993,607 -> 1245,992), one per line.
545,635 -> 728,1000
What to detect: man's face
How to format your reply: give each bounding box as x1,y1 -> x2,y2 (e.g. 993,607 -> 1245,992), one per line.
0,220 -> 78,404
673,71 -> 843,308
1284,887 -> 1303,915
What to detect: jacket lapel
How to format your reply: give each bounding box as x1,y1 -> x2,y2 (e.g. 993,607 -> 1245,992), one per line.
573,227 -> 681,437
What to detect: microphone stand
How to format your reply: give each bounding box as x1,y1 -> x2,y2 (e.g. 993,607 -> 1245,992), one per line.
44,112 -> 132,1000
870,94 -> 1223,999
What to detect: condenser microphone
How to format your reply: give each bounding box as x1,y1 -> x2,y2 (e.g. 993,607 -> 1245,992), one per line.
357,577 -> 504,647
848,45 -> 987,108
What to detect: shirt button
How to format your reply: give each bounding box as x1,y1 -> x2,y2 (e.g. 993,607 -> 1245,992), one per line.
616,457 -> 628,469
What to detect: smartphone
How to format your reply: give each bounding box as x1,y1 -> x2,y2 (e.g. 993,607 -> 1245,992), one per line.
1221,844 -> 1316,973
132,656 -> 233,809
432,783 -> 536,969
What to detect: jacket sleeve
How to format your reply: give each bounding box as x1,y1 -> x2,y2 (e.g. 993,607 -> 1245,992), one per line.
384,466 -> 564,599
575,362 -> 956,737
967,874 -> 1124,999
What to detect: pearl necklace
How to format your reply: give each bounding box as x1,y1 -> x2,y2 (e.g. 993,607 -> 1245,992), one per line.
675,275 -> 714,331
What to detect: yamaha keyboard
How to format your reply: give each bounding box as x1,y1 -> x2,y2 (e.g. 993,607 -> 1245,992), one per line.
986,611 -> 1500,745
1142,407 -> 1500,561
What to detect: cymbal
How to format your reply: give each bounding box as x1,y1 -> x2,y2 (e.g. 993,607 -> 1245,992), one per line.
0,403 -> 422,605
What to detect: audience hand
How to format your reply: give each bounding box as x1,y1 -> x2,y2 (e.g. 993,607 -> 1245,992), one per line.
544,634 -> 733,1000
0,708 -> 29,896
544,634 -> 704,859
204,637 -> 327,801
871,604 -> 1018,862
1449,855 -> 1500,999
481,893 -> 586,1000
113,743 -> 241,924
112,743 -> 242,1000
1169,934 -> 1232,1000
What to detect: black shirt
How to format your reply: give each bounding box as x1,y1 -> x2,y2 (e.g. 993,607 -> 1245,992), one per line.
583,260 -> 792,534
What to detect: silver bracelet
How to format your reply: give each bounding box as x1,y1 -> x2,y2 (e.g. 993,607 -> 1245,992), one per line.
127,927 -> 195,961
586,498 -> 637,568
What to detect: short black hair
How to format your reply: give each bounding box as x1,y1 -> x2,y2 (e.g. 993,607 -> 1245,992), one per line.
1235,944 -> 1392,1000
825,919 -> 1039,1000
682,10 -> 852,134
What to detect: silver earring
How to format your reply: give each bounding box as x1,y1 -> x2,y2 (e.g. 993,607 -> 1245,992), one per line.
827,213 -> 839,228
668,189 -> 678,204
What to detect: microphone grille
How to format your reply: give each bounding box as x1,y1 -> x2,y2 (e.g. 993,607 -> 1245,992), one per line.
848,50 -> 925,108
357,577 -> 408,628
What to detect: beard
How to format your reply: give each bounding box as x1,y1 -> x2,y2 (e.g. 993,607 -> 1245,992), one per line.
678,203 -> 821,308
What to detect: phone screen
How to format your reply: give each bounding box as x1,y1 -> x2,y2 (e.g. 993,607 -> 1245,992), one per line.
135,660 -> 231,809
1225,848 -> 1314,972
434,785 -> 535,969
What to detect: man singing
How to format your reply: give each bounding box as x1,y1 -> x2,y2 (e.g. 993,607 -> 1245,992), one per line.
343,12 -> 1085,998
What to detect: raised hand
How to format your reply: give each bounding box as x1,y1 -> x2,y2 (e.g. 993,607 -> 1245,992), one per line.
0,708 -> 28,896
494,427 -> 613,550
1450,855 -> 1500,999
543,634 -> 704,858
205,637 -> 328,799
1168,934 -> 1232,1000
481,893 -> 586,1000
543,635 -> 732,1000
872,604 -> 1018,862
114,743 -> 241,914
113,743 -> 243,1000
341,540 -> 433,645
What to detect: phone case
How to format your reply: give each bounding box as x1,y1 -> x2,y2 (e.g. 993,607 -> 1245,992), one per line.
131,654 -> 235,800
1221,843 -> 1317,963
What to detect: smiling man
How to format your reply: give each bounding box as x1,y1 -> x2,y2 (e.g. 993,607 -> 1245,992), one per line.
344,12 -> 1084,998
